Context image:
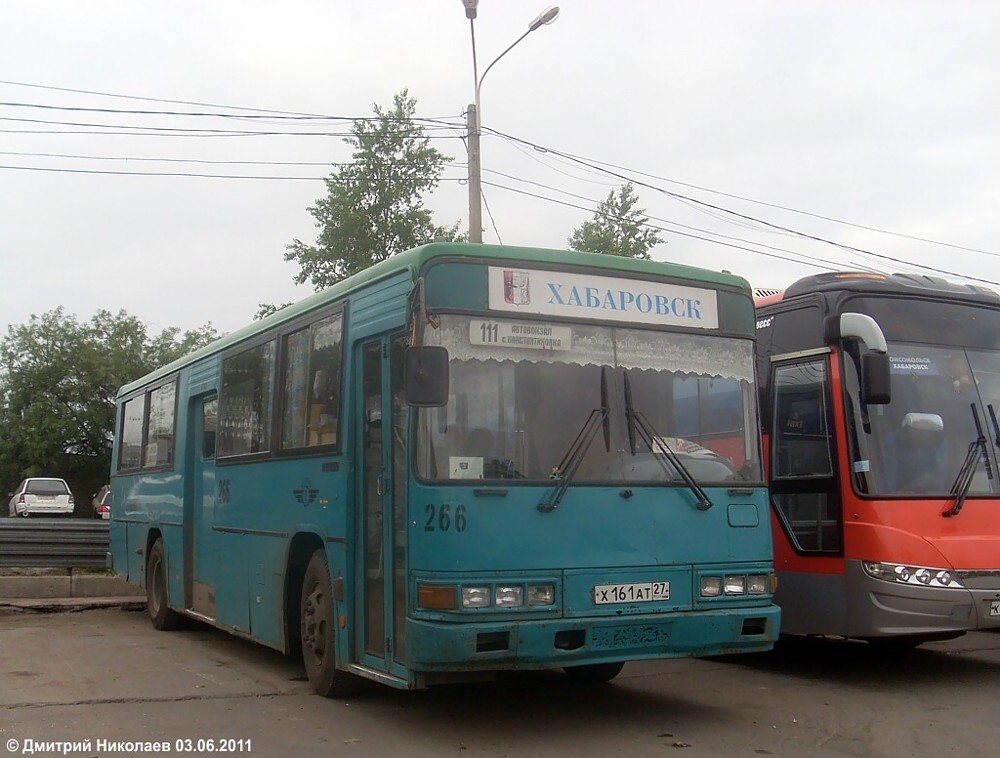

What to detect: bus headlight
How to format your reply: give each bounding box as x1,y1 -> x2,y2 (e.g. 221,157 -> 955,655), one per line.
725,575 -> 747,595
747,574 -> 769,595
862,561 -> 964,589
461,586 -> 491,608
700,576 -> 723,597
527,584 -> 554,606
494,586 -> 523,608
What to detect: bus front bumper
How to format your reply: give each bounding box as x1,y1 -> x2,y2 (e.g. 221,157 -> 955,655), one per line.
404,604 -> 780,671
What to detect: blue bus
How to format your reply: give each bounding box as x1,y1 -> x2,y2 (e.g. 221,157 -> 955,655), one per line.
110,243 -> 779,695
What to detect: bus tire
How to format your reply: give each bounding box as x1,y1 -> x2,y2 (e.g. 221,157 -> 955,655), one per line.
563,661 -> 625,684
146,538 -> 184,631
301,551 -> 357,698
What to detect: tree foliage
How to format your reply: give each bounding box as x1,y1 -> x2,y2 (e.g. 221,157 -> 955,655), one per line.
0,309 -> 218,511
285,89 -> 462,290
568,183 -> 663,259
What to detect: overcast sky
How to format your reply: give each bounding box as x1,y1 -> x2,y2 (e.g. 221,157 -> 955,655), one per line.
3,1 -> 999,338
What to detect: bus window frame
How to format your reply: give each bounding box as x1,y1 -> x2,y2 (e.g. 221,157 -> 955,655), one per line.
215,303 -> 348,466
768,351 -> 844,556
116,376 -> 180,475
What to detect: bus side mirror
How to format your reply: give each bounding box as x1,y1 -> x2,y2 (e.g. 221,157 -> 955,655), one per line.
404,346 -> 449,407
861,351 -> 891,405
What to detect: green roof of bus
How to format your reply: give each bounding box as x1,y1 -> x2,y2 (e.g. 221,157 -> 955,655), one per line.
119,242 -> 751,397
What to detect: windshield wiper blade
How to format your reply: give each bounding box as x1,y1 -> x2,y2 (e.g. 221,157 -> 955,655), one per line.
988,404 -> 1000,451
538,368 -> 611,513
944,403 -> 991,517
623,372 -> 713,511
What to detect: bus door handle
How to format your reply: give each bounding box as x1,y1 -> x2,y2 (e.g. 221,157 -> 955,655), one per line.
377,469 -> 385,496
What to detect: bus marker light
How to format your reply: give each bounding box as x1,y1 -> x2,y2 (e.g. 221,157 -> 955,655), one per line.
527,585 -> 554,606
461,586 -> 490,608
495,586 -> 523,608
419,584 -> 457,610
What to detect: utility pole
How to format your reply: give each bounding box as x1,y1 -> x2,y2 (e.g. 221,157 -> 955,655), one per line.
467,103 -> 483,243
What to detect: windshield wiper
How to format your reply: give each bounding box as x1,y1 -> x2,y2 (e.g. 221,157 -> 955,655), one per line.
944,403 -> 993,517
623,372 -> 713,511
537,368 -> 611,513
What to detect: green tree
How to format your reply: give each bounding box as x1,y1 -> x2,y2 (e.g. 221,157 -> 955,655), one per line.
568,183 -> 663,259
0,309 -> 218,512
285,89 -> 462,290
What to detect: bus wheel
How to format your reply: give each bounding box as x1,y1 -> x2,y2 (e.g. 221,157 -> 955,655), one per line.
563,661 -> 625,684
146,539 -> 183,631
300,551 -> 357,698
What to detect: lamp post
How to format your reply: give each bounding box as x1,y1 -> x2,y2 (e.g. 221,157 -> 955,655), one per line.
463,3 -> 560,243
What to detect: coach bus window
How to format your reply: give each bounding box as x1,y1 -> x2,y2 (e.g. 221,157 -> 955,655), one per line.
281,313 -> 343,450
144,382 -> 177,468
119,395 -> 145,471
772,361 -> 832,479
219,341 -> 276,457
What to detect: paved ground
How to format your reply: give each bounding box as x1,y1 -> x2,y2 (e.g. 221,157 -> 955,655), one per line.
3,606 -> 1000,757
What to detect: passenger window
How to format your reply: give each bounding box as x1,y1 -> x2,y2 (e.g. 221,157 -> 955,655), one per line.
144,382 -> 176,468
119,395 -> 146,471
219,341 -> 276,457
202,398 -> 218,459
281,313 -> 343,450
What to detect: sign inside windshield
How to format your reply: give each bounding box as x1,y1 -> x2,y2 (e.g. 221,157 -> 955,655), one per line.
469,320 -> 572,351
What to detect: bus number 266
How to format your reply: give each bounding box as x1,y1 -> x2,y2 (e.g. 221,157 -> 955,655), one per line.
424,503 -> 468,533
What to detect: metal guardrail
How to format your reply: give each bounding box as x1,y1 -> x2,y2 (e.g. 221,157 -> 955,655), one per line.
0,519 -> 109,568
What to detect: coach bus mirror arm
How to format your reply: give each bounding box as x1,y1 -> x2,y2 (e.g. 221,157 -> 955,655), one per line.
403,346 -> 450,407
538,407 -> 607,513
944,404 -> 989,517
825,313 -> 891,405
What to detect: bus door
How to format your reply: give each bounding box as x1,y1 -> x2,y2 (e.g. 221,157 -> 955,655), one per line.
769,353 -> 846,633
356,335 -> 408,677
188,394 -> 218,619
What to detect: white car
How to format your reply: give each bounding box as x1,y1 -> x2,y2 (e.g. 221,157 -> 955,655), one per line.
8,477 -> 75,518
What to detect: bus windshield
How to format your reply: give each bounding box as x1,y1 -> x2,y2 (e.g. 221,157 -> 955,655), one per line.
416,315 -> 761,484
847,343 -> 1000,497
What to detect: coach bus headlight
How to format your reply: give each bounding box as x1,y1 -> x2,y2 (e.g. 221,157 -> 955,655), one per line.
461,586 -> 491,608
418,583 -> 457,610
527,584 -> 554,606
862,561 -> 964,589
700,576 -> 723,597
747,574 -> 769,595
494,586 -> 524,608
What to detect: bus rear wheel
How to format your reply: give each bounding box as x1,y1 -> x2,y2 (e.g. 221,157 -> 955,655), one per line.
146,538 -> 184,631
563,661 -> 625,684
300,551 -> 357,698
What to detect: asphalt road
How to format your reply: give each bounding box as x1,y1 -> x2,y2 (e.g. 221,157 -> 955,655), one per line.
2,606 -> 1000,757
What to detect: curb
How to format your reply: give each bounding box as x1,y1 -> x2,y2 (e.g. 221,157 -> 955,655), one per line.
0,596 -> 147,613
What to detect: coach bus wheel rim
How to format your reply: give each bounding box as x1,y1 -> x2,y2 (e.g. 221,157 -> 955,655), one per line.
300,551 -> 357,698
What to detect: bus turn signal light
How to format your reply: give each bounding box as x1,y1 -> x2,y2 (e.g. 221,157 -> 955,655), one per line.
418,583 -> 456,610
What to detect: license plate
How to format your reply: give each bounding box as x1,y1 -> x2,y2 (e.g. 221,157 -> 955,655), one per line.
990,600 -> 1000,617
594,581 -> 669,605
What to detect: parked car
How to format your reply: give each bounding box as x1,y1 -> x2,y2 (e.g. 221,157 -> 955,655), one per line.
92,485 -> 111,520
7,477 -> 74,518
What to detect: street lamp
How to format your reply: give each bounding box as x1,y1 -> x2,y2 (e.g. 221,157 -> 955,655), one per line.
463,3 -> 560,243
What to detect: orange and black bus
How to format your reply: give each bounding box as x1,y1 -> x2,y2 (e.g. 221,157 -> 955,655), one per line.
756,272 -> 1000,646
